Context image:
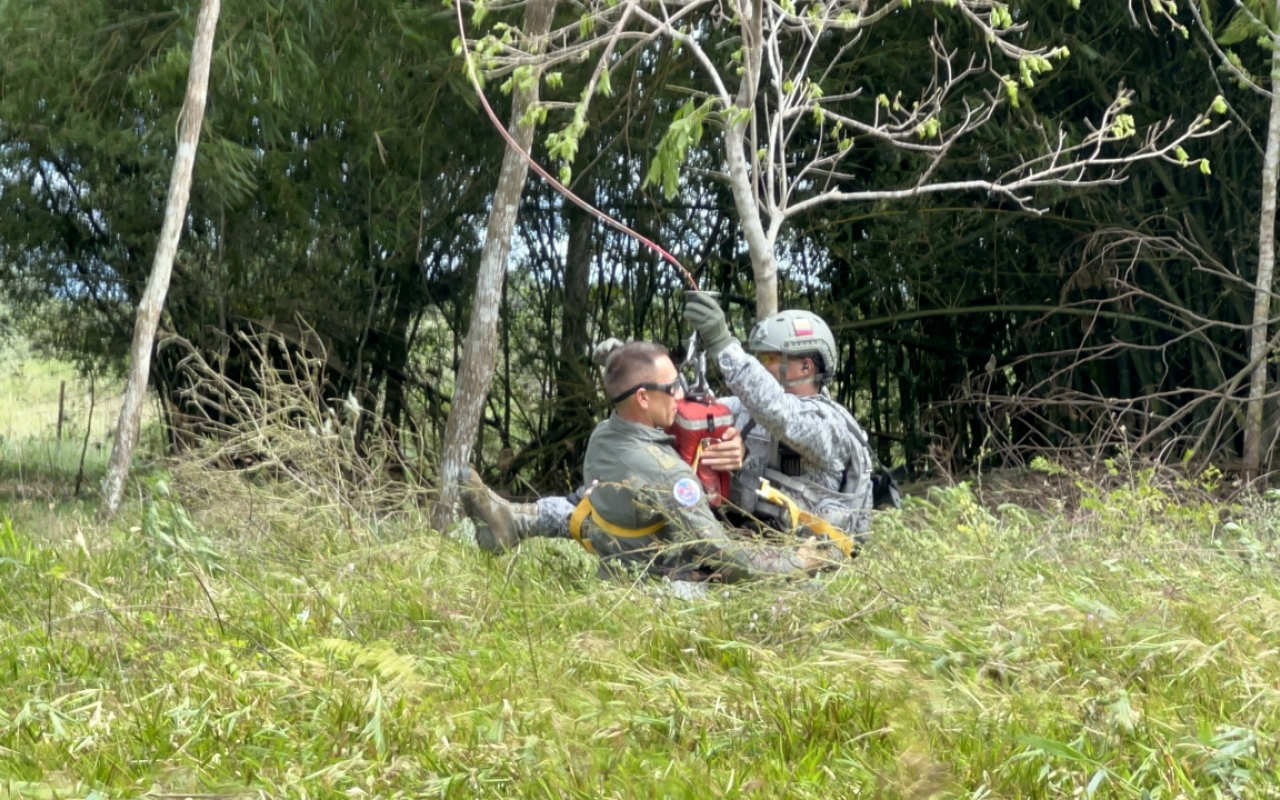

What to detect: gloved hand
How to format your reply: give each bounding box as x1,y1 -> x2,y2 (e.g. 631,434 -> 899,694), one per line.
683,292 -> 736,359
591,337 -> 627,367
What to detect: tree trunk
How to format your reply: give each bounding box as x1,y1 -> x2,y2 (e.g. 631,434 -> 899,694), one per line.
559,177 -> 595,402
102,0 -> 220,515
724,0 -> 777,320
1244,11 -> 1280,480
724,127 -> 777,320
432,0 -> 556,530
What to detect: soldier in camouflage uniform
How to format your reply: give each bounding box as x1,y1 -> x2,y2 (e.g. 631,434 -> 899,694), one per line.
462,342 -> 822,580
461,299 -> 874,557
683,293 -> 876,539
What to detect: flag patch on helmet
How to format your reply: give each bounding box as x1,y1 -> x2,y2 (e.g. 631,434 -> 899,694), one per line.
792,318 -> 814,337
672,477 -> 702,507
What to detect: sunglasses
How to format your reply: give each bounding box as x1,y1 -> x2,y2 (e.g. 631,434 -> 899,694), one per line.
610,379 -> 685,404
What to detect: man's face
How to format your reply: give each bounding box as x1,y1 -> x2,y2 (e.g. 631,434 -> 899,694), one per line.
757,351 -> 813,394
643,356 -> 683,428
757,351 -> 791,386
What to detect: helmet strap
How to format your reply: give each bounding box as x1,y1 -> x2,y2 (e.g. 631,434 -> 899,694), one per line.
776,355 -> 816,388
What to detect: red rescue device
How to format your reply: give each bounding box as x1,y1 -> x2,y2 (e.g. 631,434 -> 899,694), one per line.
665,333 -> 734,507
668,399 -> 734,507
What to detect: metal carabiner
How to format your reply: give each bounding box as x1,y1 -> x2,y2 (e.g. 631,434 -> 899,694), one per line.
680,330 -> 710,401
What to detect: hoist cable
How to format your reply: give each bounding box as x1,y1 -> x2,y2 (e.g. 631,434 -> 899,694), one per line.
452,0 -> 700,291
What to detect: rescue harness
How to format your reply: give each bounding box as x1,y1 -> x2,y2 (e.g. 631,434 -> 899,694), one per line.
568,495 -> 663,555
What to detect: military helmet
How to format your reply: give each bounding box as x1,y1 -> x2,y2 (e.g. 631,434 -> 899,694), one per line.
747,310 -> 838,372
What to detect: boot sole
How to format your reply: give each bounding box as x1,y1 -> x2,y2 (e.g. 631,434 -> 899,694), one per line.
475,524 -> 517,553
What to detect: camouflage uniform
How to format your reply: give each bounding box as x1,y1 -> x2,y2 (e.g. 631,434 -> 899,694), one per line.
518,342 -> 875,546
576,411 -> 811,580
462,326 -> 872,556
714,341 -> 875,534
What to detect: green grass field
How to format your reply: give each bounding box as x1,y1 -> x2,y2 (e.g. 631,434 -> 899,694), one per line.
2,452 -> 1278,799
0,341 -> 120,494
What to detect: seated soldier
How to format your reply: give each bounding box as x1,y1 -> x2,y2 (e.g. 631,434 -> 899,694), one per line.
462,341 -> 824,581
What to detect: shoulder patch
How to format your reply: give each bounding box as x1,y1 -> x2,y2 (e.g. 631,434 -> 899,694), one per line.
645,444 -> 682,471
672,477 -> 702,508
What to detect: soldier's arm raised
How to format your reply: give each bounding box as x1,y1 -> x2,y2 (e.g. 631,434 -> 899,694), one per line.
712,342 -> 846,466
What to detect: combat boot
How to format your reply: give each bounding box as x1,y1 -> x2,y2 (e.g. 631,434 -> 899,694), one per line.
459,469 -> 541,552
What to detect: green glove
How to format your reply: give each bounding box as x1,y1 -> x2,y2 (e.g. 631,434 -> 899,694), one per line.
683,291 -> 736,359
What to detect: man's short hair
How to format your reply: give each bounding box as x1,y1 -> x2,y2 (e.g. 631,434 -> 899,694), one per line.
604,342 -> 670,402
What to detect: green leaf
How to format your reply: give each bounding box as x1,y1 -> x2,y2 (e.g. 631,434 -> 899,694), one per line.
1018,735 -> 1101,767
643,99 -> 714,200
1200,158 -> 1212,175
545,115 -> 588,164
916,117 -> 940,139
1216,9 -> 1267,46
1003,77 -> 1020,108
516,65 -> 536,93
1212,94 -> 1228,114
835,10 -> 859,28
519,101 -> 548,128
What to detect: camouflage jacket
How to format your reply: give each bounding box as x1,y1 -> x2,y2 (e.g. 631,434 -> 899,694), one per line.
714,342 -> 874,532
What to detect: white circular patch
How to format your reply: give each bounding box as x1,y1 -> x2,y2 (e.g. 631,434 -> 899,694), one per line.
672,477 -> 702,508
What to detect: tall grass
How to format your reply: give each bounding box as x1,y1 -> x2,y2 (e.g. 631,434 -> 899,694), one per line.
0,342 -> 158,497
2,460 -> 1278,799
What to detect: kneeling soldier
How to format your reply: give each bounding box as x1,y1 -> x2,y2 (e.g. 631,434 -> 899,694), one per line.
683,294 -> 879,547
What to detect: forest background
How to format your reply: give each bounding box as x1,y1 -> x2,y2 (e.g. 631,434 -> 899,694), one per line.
3,0 -> 1280,493
7,3 -> 1280,798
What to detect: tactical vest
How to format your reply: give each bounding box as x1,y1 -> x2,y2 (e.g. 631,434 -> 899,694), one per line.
731,396 -> 874,537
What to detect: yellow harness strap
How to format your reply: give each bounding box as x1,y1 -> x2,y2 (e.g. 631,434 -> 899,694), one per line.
756,479 -> 854,558
691,439 -> 707,473
568,494 -> 665,554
